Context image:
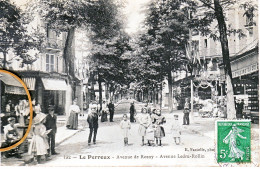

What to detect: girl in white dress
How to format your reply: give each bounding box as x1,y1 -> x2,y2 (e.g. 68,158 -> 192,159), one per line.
171,115 -> 182,145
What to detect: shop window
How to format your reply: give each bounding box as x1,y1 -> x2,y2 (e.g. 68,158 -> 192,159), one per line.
46,54 -> 55,72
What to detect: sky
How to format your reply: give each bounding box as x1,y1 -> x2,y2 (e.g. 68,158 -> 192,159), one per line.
11,0 -> 151,35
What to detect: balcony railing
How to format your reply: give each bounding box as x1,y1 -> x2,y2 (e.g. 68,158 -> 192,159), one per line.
44,38 -> 64,50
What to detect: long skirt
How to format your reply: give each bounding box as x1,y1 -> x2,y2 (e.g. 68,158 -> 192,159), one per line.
66,112 -> 78,130
101,111 -> 108,122
28,135 -> 49,156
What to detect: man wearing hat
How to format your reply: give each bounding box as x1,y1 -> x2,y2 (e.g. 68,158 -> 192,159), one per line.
44,105 -> 59,155
87,105 -> 99,145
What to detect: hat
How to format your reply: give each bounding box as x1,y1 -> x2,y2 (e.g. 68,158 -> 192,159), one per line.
89,105 -> 97,109
48,105 -> 55,111
33,113 -> 47,124
8,117 -> 15,122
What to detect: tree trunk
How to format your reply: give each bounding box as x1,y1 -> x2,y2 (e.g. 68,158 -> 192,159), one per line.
214,0 -> 236,119
63,27 -> 76,78
98,71 -> 103,109
167,70 -> 173,112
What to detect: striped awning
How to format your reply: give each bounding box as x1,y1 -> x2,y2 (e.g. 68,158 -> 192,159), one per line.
41,78 -> 67,91
22,78 -> 36,90
0,72 -> 22,87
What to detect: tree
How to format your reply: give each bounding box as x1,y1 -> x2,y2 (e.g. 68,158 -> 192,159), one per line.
33,0 -> 91,80
189,0 -> 258,118
88,0 -> 131,106
135,0 -> 191,111
0,0 -> 43,69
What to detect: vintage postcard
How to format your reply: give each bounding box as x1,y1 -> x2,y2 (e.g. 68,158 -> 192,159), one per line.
0,0 -> 259,167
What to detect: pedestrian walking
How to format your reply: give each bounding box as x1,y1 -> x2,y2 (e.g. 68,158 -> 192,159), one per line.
119,114 -> 131,146
183,98 -> 190,125
108,100 -> 115,122
171,115 -> 182,145
87,106 -> 99,145
66,99 -> 80,130
28,113 -> 51,164
44,105 -> 59,155
153,109 -> 166,146
138,108 -> 151,146
129,102 -> 136,123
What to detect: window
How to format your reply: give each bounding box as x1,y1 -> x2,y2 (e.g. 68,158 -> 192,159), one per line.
204,39 -> 208,48
46,54 -> 55,72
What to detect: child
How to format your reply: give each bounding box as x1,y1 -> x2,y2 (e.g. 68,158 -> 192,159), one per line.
28,113 -> 51,164
146,124 -> 155,146
171,115 -> 182,145
153,109 -> 166,146
120,114 -> 131,146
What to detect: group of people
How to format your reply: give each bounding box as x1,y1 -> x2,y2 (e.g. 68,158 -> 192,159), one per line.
1,99 -> 31,129
26,105 -> 59,164
120,104 -> 183,147
66,99 -> 116,131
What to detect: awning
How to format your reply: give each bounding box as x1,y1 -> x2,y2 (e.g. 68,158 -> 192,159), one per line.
0,72 -> 23,87
22,78 -> 36,90
41,78 -> 67,91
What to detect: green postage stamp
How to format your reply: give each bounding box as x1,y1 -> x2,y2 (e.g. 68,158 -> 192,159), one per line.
216,120 -> 251,163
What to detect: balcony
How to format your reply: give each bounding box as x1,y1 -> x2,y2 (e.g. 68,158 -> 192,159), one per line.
43,38 -> 64,52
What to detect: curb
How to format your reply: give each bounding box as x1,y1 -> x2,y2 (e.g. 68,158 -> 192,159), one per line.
56,128 -> 84,146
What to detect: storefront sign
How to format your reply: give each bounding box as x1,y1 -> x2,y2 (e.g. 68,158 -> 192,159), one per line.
5,85 -> 27,95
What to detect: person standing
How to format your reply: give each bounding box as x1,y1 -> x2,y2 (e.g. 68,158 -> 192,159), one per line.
129,102 -> 136,123
236,99 -> 244,119
138,108 -> 151,146
44,105 -> 59,155
28,113 -> 50,164
119,114 -> 131,146
171,115 -> 182,145
66,99 -> 80,130
101,101 -> 108,122
153,109 -> 166,146
87,106 -> 99,145
183,98 -> 190,125
108,100 -> 115,122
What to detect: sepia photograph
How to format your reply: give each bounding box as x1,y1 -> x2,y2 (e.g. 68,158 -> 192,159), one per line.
0,0 -> 259,167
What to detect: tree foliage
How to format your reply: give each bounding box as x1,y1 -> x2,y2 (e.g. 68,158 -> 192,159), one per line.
0,0 -> 43,68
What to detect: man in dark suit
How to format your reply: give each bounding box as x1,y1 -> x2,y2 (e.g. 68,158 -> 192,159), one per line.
108,101 -> 115,122
44,105 -> 59,155
87,106 -> 99,145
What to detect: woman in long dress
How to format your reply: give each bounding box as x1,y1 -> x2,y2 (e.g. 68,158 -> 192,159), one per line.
101,101 -> 108,122
138,108 -> 151,146
66,99 -> 80,130
15,100 -> 25,126
223,124 -> 247,161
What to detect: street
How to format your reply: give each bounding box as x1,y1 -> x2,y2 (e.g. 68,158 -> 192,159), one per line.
1,100 -> 259,167
38,100 -> 218,167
